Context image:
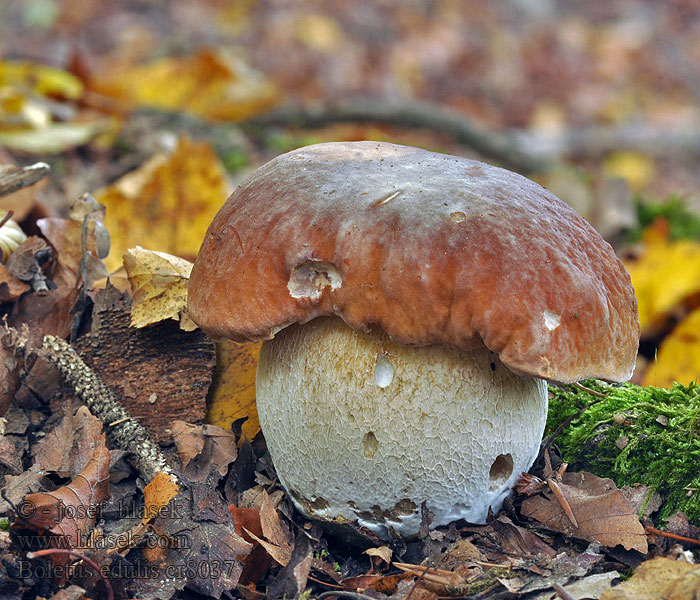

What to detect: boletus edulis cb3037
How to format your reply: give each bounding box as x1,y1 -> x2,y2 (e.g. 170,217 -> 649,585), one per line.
187,141 -> 640,537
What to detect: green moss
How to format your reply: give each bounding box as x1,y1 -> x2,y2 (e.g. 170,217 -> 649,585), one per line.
626,195 -> 700,243
547,381 -> 700,522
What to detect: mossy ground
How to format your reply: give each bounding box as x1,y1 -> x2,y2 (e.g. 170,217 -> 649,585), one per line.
547,381 -> 700,523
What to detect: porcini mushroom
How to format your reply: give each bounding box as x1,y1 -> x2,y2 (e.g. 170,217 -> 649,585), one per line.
188,141 -> 639,536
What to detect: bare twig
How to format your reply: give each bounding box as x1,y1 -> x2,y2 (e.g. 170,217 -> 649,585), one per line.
552,582 -> 578,600
404,564 -> 430,600
316,592 -> 378,600
645,526 -> 700,546
246,99 -> 547,174
543,386 -> 608,449
0,210 -> 14,229
0,162 -> 50,197
547,478 -> 578,529
572,382 -> 608,398
248,99 -> 700,170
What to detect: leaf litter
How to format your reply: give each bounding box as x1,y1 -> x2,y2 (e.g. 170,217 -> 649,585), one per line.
1,9 -> 700,593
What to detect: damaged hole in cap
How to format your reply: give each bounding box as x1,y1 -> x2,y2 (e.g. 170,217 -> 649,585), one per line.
489,453 -> 513,489
287,260 -> 342,301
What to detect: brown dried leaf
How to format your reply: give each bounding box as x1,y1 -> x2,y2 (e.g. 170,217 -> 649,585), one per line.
521,471 -> 648,553
0,263 -> 30,302
11,196 -> 107,344
139,490 -> 252,599
0,340 -> 22,416
493,514 -> 558,558
365,545 -> 393,565
18,445 -> 110,548
267,533 -> 313,600
240,491 -> 293,567
244,528 -> 293,568
171,421 -> 237,482
600,557 -> 699,600
259,491 -> 293,557
34,406 -> 105,478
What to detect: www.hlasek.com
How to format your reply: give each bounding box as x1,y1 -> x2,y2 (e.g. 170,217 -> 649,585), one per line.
14,529 -> 190,551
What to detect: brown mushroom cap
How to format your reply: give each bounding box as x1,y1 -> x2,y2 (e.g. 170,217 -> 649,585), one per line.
188,141 -> 639,384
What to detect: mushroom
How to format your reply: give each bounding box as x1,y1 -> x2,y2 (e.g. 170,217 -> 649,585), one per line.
188,141 -> 639,536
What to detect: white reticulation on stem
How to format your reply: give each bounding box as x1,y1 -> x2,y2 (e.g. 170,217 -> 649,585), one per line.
256,317 -> 548,537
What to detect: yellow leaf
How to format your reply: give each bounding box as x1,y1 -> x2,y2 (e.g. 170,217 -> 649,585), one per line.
206,340 -> 261,440
96,136 -> 227,271
90,48 -> 278,121
294,14 -> 345,52
600,557 -> 699,600
0,60 -> 83,100
624,237 -> 700,334
644,306 -> 700,387
0,121 -> 107,154
123,246 -> 194,330
602,151 -> 655,191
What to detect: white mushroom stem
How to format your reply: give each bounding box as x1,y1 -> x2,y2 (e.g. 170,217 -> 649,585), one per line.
256,317 -> 548,537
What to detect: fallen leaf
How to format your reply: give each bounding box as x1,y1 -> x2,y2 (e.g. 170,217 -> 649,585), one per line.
365,545 -> 392,565
267,533 -> 313,600
11,195 -> 107,345
34,406 -> 105,478
207,340 -> 261,440
171,421 -> 237,482
0,122 -> 108,154
90,48 -> 278,121
143,472 -> 179,521
644,306 -> 700,387
624,236 -> 700,335
521,471 -> 648,553
229,505 -> 273,585
0,60 -> 83,100
530,571 -> 619,600
602,151 -> 656,191
244,491 -> 293,566
123,246 -> 193,330
96,136 -> 228,271
0,263 -> 30,302
15,445 -> 110,549
294,14 -> 345,52
600,557 -> 699,600
492,514 -> 558,558
138,488 -> 251,599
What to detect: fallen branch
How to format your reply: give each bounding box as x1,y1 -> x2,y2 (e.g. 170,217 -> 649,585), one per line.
10,330 -> 171,483
246,99 -> 547,174
0,162 -> 50,197
247,99 -> 700,166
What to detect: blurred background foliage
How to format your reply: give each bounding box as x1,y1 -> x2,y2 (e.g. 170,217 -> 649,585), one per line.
2,0 -> 700,391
